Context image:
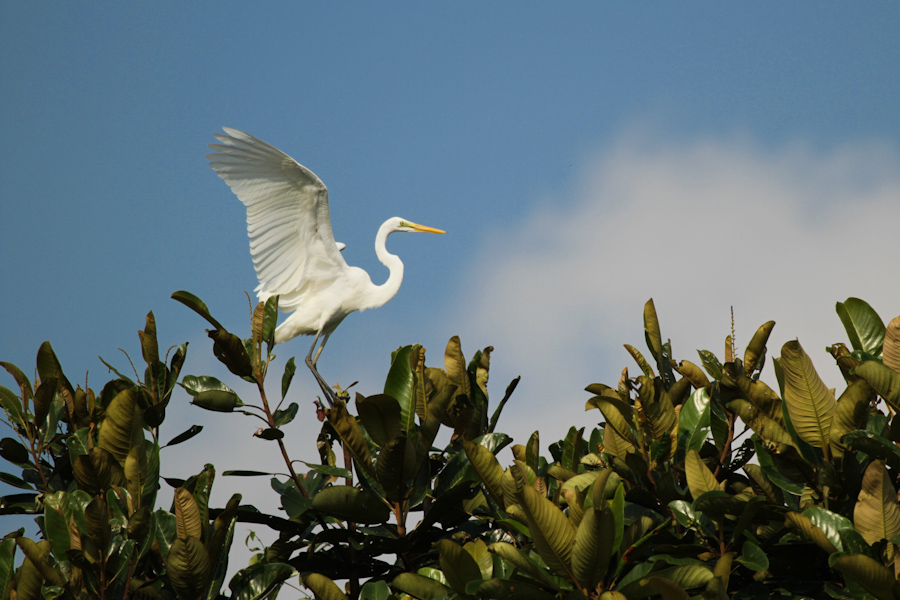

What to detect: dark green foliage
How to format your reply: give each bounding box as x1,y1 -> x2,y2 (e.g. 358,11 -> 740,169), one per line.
3,294 -> 900,600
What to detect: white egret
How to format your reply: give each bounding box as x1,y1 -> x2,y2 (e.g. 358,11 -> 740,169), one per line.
206,128 -> 445,400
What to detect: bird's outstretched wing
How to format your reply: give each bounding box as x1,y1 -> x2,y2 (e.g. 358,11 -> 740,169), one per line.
206,128 -> 348,307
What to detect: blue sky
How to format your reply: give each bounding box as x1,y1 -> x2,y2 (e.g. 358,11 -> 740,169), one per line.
3,2 -> 900,583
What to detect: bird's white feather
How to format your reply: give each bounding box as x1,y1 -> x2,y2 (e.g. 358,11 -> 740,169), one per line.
206,128 -> 348,311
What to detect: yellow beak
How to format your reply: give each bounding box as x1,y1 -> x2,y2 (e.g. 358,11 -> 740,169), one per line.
409,222 -> 446,234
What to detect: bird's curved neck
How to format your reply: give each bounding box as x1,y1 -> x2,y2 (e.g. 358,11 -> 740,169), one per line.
365,221 -> 404,310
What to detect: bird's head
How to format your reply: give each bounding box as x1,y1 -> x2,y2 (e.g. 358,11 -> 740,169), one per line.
391,217 -> 446,235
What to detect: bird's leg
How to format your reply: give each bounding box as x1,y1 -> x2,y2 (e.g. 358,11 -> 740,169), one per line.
306,333 -> 338,406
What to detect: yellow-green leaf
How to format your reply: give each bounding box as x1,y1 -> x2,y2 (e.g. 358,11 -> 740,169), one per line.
853,361 -> 900,409
463,440 -> 505,509
744,321 -> 775,374
327,399 -> 374,476
437,539 -> 483,596
884,316 -> 900,373
854,460 -> 900,546
785,512 -> 836,554
173,487 -> 203,540
513,462 -> 576,580
166,536 -> 211,600
572,506 -> 615,590
391,572 -> 451,600
831,554 -> 898,600
304,573 -> 349,600
97,389 -> 141,465
780,340 -> 836,448
685,449 -> 720,499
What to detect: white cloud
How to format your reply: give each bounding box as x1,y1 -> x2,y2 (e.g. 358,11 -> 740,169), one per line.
456,130 -> 900,446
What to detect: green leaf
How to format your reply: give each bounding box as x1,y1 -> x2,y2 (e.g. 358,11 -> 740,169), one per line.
304,572 -> 350,600
281,357 -> 297,399
230,562 -> 294,600
273,402 -> 299,427
356,393 -> 403,447
804,506 -> 854,552
477,578 -> 556,600
735,540 -> 768,571
166,536 -> 212,600
0,385 -> 25,429
836,298 -> 885,358
385,345 -> 417,436
487,542 -> 560,591
677,388 -> 710,460
301,462 -> 353,479
697,350 -> 723,381
437,539 -> 483,596
171,290 -> 224,330
359,580 -> 393,600
181,374 -> 235,396
0,538 -> 16,600
193,390 -> 242,412
311,485 -> 390,524
165,425 -> 203,448
0,472 -> 33,491
780,340 -> 836,448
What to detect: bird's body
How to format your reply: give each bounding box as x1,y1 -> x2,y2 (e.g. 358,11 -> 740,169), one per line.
206,128 -> 444,399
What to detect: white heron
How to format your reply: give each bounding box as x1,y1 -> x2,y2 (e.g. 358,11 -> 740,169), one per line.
206,128 -> 445,400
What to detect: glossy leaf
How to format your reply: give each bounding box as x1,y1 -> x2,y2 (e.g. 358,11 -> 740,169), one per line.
836,298 -> 885,357
780,340 -> 835,448
273,402 -> 298,427
785,511 -> 837,554
677,387 -> 710,459
385,345 -> 417,436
